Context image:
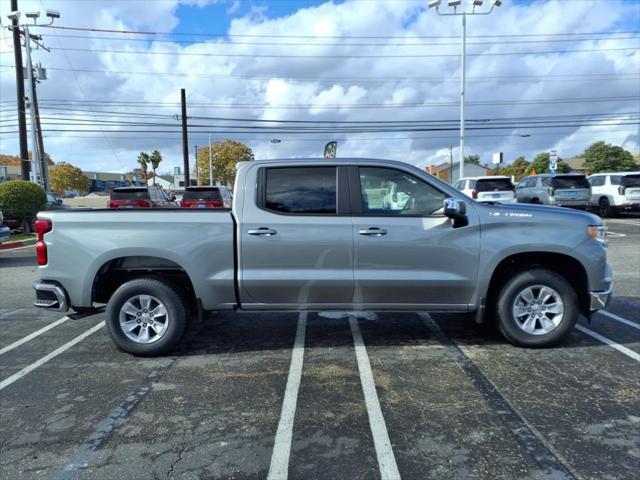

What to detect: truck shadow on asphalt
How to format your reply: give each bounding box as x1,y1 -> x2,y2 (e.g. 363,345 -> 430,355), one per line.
167,308 -> 640,357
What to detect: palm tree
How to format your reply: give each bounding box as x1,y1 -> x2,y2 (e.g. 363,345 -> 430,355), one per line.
137,152 -> 150,186
149,150 -> 163,186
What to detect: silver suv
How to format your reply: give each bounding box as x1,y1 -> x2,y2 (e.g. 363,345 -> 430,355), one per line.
516,174 -> 591,209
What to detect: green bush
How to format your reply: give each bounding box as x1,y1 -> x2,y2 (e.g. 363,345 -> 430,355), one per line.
0,180 -> 47,223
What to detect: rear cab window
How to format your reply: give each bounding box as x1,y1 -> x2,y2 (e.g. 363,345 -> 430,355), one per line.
622,174 -> 640,187
262,167 -> 337,215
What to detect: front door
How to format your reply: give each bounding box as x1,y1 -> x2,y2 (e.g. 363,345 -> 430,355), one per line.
240,165 -> 354,307
351,166 -> 480,308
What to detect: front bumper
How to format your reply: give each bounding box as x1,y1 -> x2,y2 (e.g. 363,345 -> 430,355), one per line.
33,281 -> 69,311
589,287 -> 612,311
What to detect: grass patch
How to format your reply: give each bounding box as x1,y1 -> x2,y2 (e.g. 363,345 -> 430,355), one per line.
5,233 -> 36,244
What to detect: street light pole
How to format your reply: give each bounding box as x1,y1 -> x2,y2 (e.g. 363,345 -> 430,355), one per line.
429,0 -> 502,181
460,11 -> 466,182
23,22 -> 41,186
208,134 -> 213,186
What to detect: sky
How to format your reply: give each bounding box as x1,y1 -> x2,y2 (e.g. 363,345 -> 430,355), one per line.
0,0 -> 639,175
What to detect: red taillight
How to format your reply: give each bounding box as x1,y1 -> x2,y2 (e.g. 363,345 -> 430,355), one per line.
471,190 -> 477,199
35,219 -> 52,266
108,200 -> 117,208
182,199 -> 223,208
109,199 -> 151,208
209,199 -> 223,208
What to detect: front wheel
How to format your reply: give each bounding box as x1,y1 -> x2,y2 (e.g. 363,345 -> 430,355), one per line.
496,269 -> 577,347
106,277 -> 187,356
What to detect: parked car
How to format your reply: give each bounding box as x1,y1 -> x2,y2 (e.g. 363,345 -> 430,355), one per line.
108,186 -> 179,209
587,171 -> 640,217
0,211 -> 11,244
453,176 -> 517,203
2,193 -> 69,231
516,174 -> 591,209
181,186 -> 233,209
33,158 -> 611,356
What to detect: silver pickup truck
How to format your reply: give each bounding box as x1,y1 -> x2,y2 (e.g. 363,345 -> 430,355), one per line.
33,159 -> 612,355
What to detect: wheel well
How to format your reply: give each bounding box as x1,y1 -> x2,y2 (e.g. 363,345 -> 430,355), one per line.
92,256 -> 197,310
485,252 -> 590,318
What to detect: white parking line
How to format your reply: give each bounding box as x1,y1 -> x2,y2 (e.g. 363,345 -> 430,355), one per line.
0,321 -> 105,391
576,324 -> 640,362
267,312 -> 307,480
606,219 -> 640,226
598,310 -> 640,331
0,309 -> 25,320
0,316 -> 70,355
349,317 -> 401,480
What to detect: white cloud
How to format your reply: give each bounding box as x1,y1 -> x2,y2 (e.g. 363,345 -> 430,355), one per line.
0,0 -> 638,175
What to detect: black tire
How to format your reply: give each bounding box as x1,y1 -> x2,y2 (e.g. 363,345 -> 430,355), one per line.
106,277 -> 187,356
531,198 -> 541,204
496,269 -> 578,348
598,197 -> 615,218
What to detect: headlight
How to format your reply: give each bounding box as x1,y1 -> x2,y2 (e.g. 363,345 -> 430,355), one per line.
588,225 -> 607,245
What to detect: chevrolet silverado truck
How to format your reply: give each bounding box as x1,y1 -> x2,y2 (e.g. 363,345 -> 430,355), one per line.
33,159 -> 612,356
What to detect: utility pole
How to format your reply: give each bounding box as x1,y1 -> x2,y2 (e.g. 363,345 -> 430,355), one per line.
180,88 -> 190,187
23,22 -> 41,186
9,1 -> 30,180
208,134 -> 214,186
194,145 -> 199,186
31,65 -> 48,191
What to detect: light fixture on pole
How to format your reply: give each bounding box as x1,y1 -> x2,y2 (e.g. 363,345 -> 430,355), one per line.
429,0 -> 501,180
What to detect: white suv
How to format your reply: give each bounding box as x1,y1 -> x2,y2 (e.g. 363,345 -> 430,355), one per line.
587,172 -> 640,217
453,176 -> 517,203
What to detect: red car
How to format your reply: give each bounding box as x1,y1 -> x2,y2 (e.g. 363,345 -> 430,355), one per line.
108,186 -> 178,209
181,186 -> 233,208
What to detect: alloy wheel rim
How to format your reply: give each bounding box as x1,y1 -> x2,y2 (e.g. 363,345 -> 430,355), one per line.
118,294 -> 169,344
512,285 -> 564,336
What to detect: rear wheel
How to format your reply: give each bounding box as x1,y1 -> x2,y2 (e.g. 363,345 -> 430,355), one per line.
598,197 -> 615,218
531,198 -> 541,204
106,277 -> 187,356
496,269 -> 577,347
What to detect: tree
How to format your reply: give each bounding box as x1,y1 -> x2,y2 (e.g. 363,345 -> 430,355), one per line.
464,154 -> 480,165
137,152 -> 150,186
500,156 -> 530,181
49,162 -> 90,195
149,150 -> 163,185
1,153 -> 54,166
582,141 -> 638,174
0,180 -> 47,232
527,152 -> 571,175
196,140 -> 254,186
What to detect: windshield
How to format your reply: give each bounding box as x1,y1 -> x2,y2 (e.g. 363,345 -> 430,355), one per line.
183,189 -> 222,201
475,178 -> 514,192
110,189 -> 149,200
550,176 -> 590,189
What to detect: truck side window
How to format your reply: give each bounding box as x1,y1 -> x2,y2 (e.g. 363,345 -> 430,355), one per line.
358,167 -> 445,216
589,176 -> 605,187
263,167 -> 337,214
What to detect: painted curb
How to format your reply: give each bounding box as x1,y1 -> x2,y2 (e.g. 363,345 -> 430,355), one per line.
0,239 -> 37,250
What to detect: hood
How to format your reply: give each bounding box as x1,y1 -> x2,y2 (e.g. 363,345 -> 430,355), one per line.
474,201 -> 602,225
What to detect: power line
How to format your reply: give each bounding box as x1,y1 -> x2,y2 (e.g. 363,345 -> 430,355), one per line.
44,46 -> 638,58
36,24 -> 640,40
2,65 -> 638,84
38,32 -> 640,47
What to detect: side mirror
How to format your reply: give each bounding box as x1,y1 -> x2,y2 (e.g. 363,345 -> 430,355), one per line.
443,197 -> 468,227
56,198 -> 63,205
171,195 -> 176,201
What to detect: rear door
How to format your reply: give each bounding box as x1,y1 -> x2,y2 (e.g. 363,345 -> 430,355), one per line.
239,165 -> 353,307
549,175 -> 591,205
351,166 -> 480,308
620,174 -> 640,203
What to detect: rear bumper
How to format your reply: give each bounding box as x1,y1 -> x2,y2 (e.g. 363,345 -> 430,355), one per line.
33,281 -> 69,311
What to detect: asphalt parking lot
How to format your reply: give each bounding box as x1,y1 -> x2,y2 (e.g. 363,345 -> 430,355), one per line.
0,217 -> 638,480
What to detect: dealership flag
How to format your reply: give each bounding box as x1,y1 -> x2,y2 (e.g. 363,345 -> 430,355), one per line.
324,141 -> 337,159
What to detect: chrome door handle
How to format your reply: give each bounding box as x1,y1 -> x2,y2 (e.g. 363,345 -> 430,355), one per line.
248,227 -> 277,236
358,227 -> 387,236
